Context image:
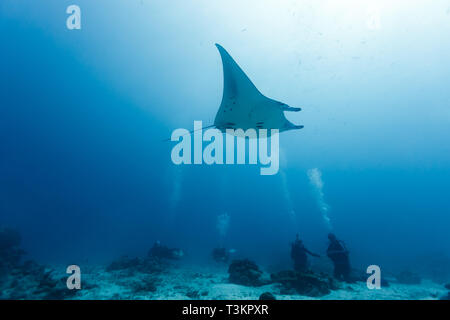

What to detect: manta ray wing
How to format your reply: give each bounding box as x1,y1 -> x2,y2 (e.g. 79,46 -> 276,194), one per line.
214,44 -> 303,133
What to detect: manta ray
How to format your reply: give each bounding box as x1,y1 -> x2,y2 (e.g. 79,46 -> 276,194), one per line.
213,43 -> 303,134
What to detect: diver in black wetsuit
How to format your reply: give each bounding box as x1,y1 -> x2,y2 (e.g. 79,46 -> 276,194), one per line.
290,234 -> 320,272
326,233 -> 351,282
212,247 -> 230,263
149,241 -> 184,260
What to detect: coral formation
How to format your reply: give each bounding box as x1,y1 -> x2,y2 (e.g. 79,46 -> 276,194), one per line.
270,270 -> 336,297
259,292 -> 276,300
0,228 -> 25,273
228,259 -> 264,286
0,228 -> 78,300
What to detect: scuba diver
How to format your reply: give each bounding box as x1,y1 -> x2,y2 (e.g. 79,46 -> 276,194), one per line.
326,233 -> 351,282
211,247 -> 230,263
148,241 -> 184,260
440,284 -> 450,300
290,234 -> 320,272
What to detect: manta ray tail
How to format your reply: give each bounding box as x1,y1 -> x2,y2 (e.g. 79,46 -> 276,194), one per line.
162,125 -> 216,142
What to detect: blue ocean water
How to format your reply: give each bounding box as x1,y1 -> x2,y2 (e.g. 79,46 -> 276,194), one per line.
1,0 -> 450,298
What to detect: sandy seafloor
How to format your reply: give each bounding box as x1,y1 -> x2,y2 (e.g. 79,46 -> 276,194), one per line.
1,257 -> 448,300
31,264 -> 448,300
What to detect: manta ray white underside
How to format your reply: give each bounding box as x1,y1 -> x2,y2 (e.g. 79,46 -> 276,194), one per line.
214,44 -> 303,133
